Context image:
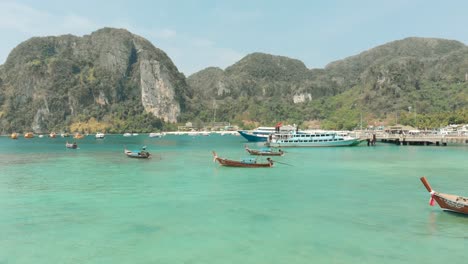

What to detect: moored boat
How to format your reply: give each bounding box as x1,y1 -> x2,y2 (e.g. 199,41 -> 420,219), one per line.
420,176 -> 468,215
24,132 -> 34,138
74,133 -> 84,139
124,146 -> 151,159
212,151 -> 273,168
49,132 -> 57,138
238,125 -> 296,142
123,133 -> 132,137
95,132 -> 105,139
10,133 -> 18,139
245,145 -> 284,156
65,141 -> 78,149
149,132 -> 163,138
266,131 -> 363,147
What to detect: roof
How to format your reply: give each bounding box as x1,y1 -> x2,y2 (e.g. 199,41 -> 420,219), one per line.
386,124 -> 417,131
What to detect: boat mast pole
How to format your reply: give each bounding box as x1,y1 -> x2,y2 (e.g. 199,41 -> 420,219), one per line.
360,112 -> 363,131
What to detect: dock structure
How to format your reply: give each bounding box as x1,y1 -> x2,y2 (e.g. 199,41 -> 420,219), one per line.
376,134 -> 468,146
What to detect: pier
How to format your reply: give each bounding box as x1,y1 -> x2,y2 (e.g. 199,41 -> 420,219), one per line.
359,133 -> 468,146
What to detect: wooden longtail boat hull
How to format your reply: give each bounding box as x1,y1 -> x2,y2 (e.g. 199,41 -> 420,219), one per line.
420,177 -> 468,215
212,151 -> 273,168
432,193 -> 468,214
245,146 -> 284,156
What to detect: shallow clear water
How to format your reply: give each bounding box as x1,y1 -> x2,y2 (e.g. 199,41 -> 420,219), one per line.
0,134 -> 467,263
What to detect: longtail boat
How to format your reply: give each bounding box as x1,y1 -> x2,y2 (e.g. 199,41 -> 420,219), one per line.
245,145 -> 284,156
65,141 -> 78,149
124,146 -> 151,159
10,133 -> 18,139
212,151 -> 273,168
24,132 -> 34,138
420,176 -> 468,215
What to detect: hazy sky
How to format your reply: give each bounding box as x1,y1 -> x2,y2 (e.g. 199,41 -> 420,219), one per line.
1,0 -> 468,75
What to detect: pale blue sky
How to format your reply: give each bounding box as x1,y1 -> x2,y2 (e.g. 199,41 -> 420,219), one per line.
1,0 -> 468,75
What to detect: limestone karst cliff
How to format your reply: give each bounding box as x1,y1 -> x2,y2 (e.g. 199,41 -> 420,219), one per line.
0,27 -> 189,133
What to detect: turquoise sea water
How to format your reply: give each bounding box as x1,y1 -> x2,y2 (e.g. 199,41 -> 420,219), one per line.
0,134 -> 467,264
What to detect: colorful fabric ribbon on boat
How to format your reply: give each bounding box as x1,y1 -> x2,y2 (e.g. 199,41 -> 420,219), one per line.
429,191 -> 435,206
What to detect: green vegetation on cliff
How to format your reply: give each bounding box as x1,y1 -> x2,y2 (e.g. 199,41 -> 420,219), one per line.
186,38 -> 468,130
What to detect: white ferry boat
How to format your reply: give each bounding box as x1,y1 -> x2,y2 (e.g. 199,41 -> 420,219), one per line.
266,131 -> 363,147
238,125 -> 296,142
95,132 -> 105,139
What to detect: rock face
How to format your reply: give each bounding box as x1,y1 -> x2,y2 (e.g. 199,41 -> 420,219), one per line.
0,27 -> 188,133
293,93 -> 312,103
140,60 -> 179,122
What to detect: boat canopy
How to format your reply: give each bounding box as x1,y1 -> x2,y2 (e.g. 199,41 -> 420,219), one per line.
241,158 -> 257,164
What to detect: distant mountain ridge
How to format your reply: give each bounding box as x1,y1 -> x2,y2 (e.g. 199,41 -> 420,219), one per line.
186,37 -> 468,129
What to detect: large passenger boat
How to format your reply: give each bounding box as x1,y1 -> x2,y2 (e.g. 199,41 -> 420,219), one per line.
266,131 -> 363,147
238,125 -> 296,142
